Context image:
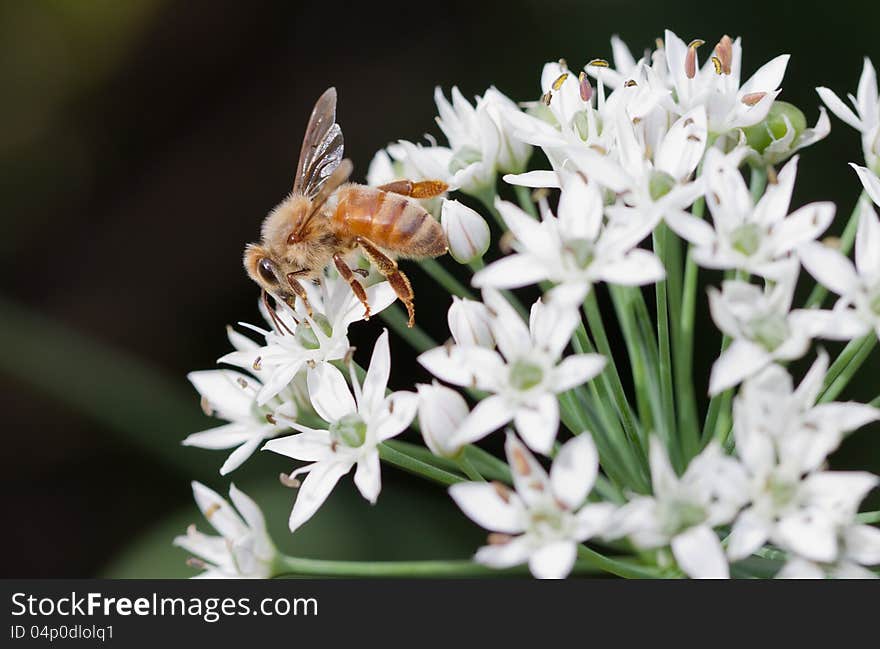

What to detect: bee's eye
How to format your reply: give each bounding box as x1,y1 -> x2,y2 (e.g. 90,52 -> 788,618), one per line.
258,258 -> 278,284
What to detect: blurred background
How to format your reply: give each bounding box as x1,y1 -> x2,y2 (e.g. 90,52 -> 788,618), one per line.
2,0 -> 878,577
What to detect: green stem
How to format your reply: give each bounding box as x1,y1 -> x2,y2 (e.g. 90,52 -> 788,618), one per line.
818,334 -> 878,403
419,258 -> 474,299
378,443 -> 465,486
582,293 -> 643,457
456,456 -> 485,481
857,510 -> 880,524
653,225 -> 682,471
576,546 -> 669,579
275,555 -> 539,577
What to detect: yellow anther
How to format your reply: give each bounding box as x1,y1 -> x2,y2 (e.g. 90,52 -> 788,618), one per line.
711,56 -> 722,74
552,72 -> 569,91
588,58 -> 610,68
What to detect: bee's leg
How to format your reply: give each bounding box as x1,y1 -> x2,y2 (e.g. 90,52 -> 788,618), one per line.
284,277 -> 313,317
333,253 -> 370,320
377,179 -> 449,199
262,290 -> 295,335
355,236 -> 415,327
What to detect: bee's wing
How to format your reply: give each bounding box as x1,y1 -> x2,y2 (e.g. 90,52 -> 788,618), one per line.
293,87 -> 345,198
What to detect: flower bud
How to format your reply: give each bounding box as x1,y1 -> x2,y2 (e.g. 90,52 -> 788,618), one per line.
448,296 -> 495,347
416,382 -> 469,458
441,199 -> 491,264
742,101 -> 807,154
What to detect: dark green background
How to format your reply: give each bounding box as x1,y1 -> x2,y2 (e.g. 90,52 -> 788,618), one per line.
1,0 -> 878,577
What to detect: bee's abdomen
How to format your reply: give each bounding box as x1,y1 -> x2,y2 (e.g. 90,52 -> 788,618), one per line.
334,186 -> 447,258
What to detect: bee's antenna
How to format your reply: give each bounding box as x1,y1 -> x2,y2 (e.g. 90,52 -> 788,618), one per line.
262,289 -> 296,336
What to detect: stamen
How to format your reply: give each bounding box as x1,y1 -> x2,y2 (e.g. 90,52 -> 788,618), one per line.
540,91 -> 552,106
200,396 -> 213,417
624,79 -> 638,87
767,166 -> 778,184
279,472 -> 301,488
578,71 -> 592,102
588,58 -> 609,68
186,557 -> 207,569
487,533 -> 513,545
715,35 -> 733,75
252,356 -> 262,371
821,236 -> 842,250
236,377 -> 248,389
204,502 -> 221,519
511,446 -> 531,476
710,56 -> 722,74
685,39 -> 705,79
492,481 -> 512,503
741,92 -> 767,106
589,144 -> 608,155
265,413 -> 277,425
552,72 -> 569,91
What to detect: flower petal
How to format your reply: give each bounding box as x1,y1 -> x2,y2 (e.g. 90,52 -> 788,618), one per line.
514,394 -> 560,455
709,340 -> 771,395
550,433 -> 598,509
288,460 -> 352,532
551,354 -> 607,393
528,540 -> 577,579
449,482 -> 526,534
361,329 -> 391,416
354,450 -> 382,504
307,363 -> 356,423
671,525 -> 729,579
452,394 -> 514,446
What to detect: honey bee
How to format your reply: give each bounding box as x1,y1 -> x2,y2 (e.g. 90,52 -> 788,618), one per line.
244,87 -> 449,329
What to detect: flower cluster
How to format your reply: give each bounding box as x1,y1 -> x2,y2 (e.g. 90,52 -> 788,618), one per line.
177,32 -> 880,579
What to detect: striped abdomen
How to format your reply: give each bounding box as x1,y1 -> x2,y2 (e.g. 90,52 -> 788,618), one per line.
332,185 -> 447,258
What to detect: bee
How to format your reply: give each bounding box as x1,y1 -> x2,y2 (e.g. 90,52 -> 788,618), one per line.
244,87 -> 449,330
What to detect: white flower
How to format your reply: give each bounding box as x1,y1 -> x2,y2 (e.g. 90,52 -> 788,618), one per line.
664,30 -> 788,136
566,105 -> 708,224
450,432 -> 614,579
447,296 -> 495,348
706,264 -> 856,395
606,438 -> 748,579
776,518 -> 880,579
416,382 -> 470,458
799,198 -> 880,338
184,369 -> 293,475
727,427 -> 879,566
174,482 -> 276,579
728,362 -> 879,569
733,355 -> 879,475
263,330 -> 417,531
184,326 -> 299,475
666,150 -> 835,280
433,86 -> 530,194
441,198 -> 490,263
434,86 -> 498,192
419,290 -> 606,454
219,274 -> 396,406
817,58 -> 879,168
472,174 -> 664,306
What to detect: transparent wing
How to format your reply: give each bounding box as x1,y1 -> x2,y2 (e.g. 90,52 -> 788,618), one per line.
293,87 -> 345,197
